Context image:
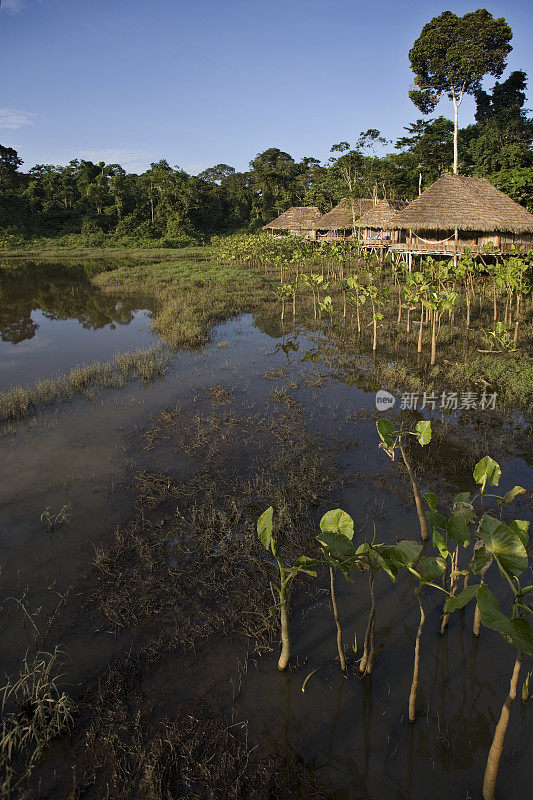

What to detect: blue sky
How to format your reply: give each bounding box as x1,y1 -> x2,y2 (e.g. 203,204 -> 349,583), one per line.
1,0 -> 531,174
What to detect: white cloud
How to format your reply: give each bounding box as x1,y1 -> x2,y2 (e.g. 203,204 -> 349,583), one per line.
77,148 -> 153,171
0,0 -> 29,13
0,108 -> 37,129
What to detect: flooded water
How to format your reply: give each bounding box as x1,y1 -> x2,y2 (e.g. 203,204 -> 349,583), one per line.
0,261 -> 157,390
0,262 -> 532,800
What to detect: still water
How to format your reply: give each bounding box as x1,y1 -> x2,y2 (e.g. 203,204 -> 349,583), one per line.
0,261 -> 157,390
0,261 -> 531,799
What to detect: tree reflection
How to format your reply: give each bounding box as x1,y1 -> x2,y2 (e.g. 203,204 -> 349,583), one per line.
0,263 -> 155,344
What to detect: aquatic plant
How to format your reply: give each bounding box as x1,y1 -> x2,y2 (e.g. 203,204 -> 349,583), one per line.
376,418 -> 432,540
316,509 -> 355,673
257,507 -> 317,670
0,649 -> 74,795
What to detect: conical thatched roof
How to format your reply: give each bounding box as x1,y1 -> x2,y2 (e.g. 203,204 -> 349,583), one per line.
392,174 -> 533,233
355,199 -> 408,229
317,198 -> 374,230
263,206 -> 322,230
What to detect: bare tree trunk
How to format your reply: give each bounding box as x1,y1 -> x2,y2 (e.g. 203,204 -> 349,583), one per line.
482,651 -> 522,800
452,86 -> 464,175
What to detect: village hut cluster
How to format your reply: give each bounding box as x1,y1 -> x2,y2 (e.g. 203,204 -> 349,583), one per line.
263,174 -> 533,260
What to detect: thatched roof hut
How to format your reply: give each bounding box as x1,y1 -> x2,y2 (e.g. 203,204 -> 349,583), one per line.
355,199 -> 408,230
392,174 -> 533,234
317,198 -> 374,230
262,206 -> 322,232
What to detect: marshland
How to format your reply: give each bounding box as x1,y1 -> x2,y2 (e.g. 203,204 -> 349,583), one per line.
0,236 -> 531,800
2,4 -> 533,799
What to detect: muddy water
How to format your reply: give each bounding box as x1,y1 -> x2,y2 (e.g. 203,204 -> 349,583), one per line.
0,279 -> 532,798
0,262 -> 157,390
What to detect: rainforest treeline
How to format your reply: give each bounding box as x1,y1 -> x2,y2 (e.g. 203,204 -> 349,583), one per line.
1,70 -> 532,247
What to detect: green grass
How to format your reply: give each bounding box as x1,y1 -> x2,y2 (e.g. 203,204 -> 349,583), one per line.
0,245 -> 214,260
92,258 -> 273,348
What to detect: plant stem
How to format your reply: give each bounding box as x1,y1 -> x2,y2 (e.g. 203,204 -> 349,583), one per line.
399,444 -> 428,541
278,582 -> 290,671
482,651 -> 522,800
409,587 -> 425,723
440,547 -> 458,634
417,307 -> 424,353
360,571 -> 377,675
330,566 -> 346,672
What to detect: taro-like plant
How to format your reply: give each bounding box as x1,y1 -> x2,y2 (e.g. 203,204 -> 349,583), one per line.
257,507 -> 317,671
376,418 -> 432,540
443,578 -> 532,800
318,295 -> 333,323
274,283 -> 297,321
301,273 -> 328,321
372,539 -> 445,721
316,509 -> 355,672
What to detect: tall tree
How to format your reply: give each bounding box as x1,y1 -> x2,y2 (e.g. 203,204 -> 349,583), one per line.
329,142 -> 364,228
197,164 -> 235,184
395,117 -> 454,191
466,70 -> 533,173
408,10 -> 512,174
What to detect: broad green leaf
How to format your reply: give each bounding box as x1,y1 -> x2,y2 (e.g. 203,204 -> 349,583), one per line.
478,515 -> 528,578
381,540 -> 422,568
415,420 -> 432,446
376,418 -> 395,448
257,507 -> 273,551
290,555 -> 317,577
432,527 -> 449,559
447,511 -> 471,547
424,492 -> 438,512
367,545 -> 398,581
497,486 -> 525,506
508,519 -> 530,547
454,492 -> 471,505
427,508 -> 447,533
322,549 -> 356,580
473,456 -> 501,490
316,530 -> 355,558
443,584 -> 479,613
472,546 -> 493,574
477,585 -> 533,655
416,556 -> 446,583
319,509 -> 354,540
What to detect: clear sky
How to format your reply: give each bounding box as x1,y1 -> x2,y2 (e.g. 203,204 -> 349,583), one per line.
1,0 -> 531,174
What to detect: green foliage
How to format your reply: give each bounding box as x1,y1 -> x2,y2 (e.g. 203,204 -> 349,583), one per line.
473,455 -> 501,491
319,509 -> 354,540
409,10 -> 512,108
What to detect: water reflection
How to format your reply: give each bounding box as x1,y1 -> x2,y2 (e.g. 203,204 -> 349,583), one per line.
0,261 -> 158,389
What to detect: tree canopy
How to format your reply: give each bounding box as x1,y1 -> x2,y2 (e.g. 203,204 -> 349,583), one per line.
409,9 -> 513,173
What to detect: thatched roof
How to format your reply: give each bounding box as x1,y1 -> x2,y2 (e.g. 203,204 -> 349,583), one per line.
392,174 -> 533,234
263,206 -> 322,230
317,198 -> 374,230
355,199 -> 407,229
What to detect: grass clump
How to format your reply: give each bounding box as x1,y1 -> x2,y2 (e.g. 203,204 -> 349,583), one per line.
0,346 -> 172,425
92,258 -> 273,349
0,649 -> 74,796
